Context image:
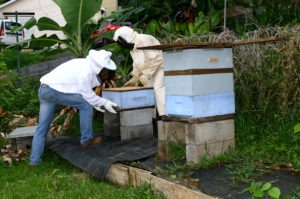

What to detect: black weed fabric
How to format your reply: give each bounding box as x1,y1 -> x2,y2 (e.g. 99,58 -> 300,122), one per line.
46,136 -> 157,180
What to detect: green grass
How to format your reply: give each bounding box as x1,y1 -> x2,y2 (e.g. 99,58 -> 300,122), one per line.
0,151 -> 165,199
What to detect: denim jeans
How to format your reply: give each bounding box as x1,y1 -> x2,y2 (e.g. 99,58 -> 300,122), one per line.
30,85 -> 94,165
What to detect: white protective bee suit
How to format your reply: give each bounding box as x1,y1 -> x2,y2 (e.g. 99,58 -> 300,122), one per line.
113,27 -> 166,116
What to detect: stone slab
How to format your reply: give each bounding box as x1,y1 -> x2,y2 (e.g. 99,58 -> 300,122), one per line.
7,126 -> 37,138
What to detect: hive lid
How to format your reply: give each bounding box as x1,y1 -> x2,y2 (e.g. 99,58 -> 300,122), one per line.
102,86 -> 153,92
137,36 -> 288,51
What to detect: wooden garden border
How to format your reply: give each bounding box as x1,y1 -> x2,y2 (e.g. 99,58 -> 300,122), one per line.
106,163 -> 218,199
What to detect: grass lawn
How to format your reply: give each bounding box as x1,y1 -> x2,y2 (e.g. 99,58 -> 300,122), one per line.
0,150 -> 165,199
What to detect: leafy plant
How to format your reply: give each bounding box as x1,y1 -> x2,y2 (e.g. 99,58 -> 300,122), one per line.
15,0 -> 103,58
294,123 -> 300,134
243,181 -> 281,199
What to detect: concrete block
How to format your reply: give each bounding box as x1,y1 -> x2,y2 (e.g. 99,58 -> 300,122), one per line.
157,121 -> 186,145
104,108 -> 154,139
103,112 -> 120,138
13,137 -> 33,151
7,126 -> 37,151
185,119 -> 235,145
120,108 -> 154,126
158,140 -> 171,161
120,124 -> 153,140
186,139 -> 235,163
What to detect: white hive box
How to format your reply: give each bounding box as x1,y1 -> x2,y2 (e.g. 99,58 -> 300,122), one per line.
165,73 -> 234,96
163,48 -> 235,118
163,48 -> 233,71
102,87 -> 155,110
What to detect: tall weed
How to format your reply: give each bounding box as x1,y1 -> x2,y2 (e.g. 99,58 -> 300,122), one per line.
233,26 -> 299,119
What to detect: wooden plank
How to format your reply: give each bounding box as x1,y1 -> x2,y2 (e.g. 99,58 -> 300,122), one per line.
162,114 -> 235,124
106,163 -> 217,199
102,86 -> 153,92
164,68 -> 234,76
137,36 -> 288,50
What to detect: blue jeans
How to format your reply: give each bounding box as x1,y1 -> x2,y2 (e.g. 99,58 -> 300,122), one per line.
30,85 -> 94,165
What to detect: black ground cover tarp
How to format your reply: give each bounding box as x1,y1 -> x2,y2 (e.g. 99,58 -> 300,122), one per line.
46,135 -> 299,198
139,157 -> 300,199
46,135 -> 157,180
190,166 -> 300,198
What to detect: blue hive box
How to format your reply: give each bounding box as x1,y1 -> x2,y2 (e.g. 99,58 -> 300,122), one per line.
166,92 -> 235,118
102,87 -> 155,110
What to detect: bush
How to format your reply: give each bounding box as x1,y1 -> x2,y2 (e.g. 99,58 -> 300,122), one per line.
0,48 -> 51,70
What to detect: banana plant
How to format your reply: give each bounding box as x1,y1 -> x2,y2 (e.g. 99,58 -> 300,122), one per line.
15,0 -> 103,58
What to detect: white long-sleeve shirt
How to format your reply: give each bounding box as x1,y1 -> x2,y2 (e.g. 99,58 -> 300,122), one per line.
40,58 -> 107,106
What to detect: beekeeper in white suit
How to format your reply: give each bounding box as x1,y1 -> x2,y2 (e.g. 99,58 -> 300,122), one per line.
113,26 -> 166,117
30,49 -> 118,166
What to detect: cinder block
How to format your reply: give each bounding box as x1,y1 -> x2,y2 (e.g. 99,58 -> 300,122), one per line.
158,140 -> 171,161
158,140 -> 186,162
120,108 -> 154,126
185,119 -> 235,145
186,139 -> 235,163
7,126 -> 37,151
103,112 -> 120,138
120,124 -> 153,140
104,108 -> 154,139
157,121 -> 186,144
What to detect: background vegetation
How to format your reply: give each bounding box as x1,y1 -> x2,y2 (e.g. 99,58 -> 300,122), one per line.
0,0 -> 299,198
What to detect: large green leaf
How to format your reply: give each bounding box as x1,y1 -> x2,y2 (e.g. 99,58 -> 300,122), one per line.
267,187 -> 281,199
52,0 -> 103,57
53,0 -> 102,31
36,17 -> 61,31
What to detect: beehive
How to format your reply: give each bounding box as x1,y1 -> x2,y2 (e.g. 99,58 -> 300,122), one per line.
163,48 -> 235,118
102,87 -> 155,140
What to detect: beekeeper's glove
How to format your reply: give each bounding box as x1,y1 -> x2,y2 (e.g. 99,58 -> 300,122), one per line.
123,76 -> 139,87
139,74 -> 150,86
103,100 -> 119,114
94,105 -> 105,112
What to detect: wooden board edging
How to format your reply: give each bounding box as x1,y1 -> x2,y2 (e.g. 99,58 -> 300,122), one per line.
106,163 -> 219,199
